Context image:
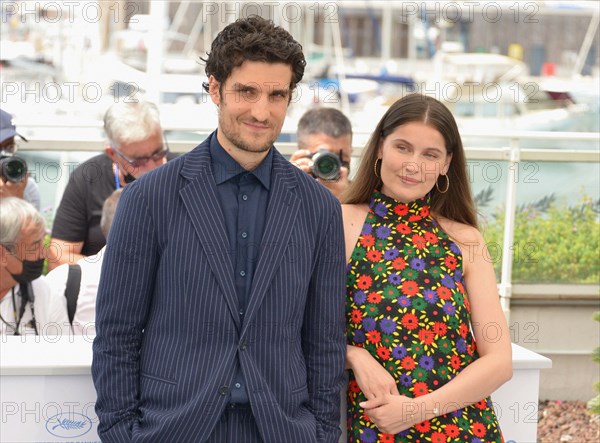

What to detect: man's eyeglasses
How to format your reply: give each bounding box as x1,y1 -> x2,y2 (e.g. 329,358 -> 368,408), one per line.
111,142 -> 169,168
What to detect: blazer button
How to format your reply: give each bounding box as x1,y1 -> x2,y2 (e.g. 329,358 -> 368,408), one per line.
218,386 -> 229,396
239,339 -> 247,350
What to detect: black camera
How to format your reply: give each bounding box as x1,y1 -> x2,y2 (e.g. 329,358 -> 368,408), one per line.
0,152 -> 28,183
311,150 -> 342,181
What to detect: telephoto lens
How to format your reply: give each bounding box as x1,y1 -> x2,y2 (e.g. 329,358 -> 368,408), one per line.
0,152 -> 28,183
311,150 -> 342,181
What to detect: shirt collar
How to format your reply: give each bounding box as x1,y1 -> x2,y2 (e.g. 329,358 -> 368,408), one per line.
209,131 -> 272,190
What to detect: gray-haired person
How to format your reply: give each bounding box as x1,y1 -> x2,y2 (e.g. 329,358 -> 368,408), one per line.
48,100 -> 171,270
0,197 -> 69,335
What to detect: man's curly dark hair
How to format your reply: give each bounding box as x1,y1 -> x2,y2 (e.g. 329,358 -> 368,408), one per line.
201,16 -> 306,94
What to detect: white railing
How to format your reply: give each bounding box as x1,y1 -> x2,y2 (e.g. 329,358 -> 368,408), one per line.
16,128 -> 600,317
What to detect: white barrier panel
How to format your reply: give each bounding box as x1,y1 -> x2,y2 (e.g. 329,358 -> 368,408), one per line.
2,337 -> 551,443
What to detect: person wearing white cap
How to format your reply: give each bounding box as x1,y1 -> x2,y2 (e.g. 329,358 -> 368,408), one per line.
0,109 -> 41,210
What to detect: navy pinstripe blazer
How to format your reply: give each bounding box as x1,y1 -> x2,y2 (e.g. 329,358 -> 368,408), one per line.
92,133 -> 347,443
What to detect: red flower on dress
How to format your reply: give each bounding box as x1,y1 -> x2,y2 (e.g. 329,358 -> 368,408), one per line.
475,399 -> 487,410
397,223 -> 412,234
433,321 -> 448,336
357,275 -> 372,290
350,309 -> 363,324
444,256 -> 458,270
459,323 -> 469,338
419,206 -> 430,217
401,313 -> 419,330
430,431 -> 448,443
366,330 -> 381,344
472,421 -> 487,437
413,381 -> 429,397
392,257 -> 406,270
445,423 -> 460,438
367,249 -> 382,262
450,354 -> 462,370
408,214 -> 422,223
348,380 -> 361,393
414,420 -> 431,433
376,346 -> 391,360
418,328 -> 435,345
424,231 -> 438,244
360,234 -> 375,248
367,292 -> 382,304
412,234 -> 427,249
394,204 -> 409,216
437,286 -> 452,300
401,356 -> 416,370
402,280 -> 419,296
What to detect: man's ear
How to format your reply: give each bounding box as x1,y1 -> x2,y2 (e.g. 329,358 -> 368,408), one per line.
208,76 -> 221,106
104,145 -> 116,162
0,244 -> 10,267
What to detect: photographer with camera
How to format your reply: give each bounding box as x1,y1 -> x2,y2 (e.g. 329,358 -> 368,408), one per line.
0,110 -> 40,210
291,107 -> 353,200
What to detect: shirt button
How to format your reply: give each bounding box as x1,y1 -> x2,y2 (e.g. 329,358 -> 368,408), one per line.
239,339 -> 247,350
240,270 -> 246,277
239,308 -> 245,316
242,194 -> 248,201
235,383 -> 242,389
241,232 -> 248,239
218,386 -> 229,396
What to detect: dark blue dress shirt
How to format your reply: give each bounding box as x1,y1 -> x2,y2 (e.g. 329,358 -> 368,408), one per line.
210,132 -> 272,404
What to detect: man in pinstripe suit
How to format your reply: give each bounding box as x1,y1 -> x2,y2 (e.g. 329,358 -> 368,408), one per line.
92,17 -> 347,443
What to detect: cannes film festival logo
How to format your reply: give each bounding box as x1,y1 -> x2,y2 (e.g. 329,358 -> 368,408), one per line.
46,412 -> 93,438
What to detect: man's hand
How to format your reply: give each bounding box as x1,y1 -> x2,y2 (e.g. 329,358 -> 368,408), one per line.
0,174 -> 27,199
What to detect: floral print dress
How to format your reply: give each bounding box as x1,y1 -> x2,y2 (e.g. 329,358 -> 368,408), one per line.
346,191 -> 503,443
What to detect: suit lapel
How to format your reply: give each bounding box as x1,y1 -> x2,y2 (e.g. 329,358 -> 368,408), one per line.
242,152 -> 299,331
179,142 -> 240,330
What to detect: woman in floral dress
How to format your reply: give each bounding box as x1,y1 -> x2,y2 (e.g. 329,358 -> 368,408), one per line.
341,93 -> 512,443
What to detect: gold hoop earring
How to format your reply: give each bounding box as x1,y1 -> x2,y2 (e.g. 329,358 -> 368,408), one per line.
374,158 -> 381,178
436,174 -> 450,193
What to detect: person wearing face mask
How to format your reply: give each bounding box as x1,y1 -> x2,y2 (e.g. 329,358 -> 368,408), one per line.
0,197 -> 69,335
48,100 -> 174,271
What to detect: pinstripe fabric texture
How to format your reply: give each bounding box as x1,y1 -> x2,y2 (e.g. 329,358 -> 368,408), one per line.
92,133 -> 347,443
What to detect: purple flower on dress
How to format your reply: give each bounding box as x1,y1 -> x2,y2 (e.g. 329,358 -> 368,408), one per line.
392,345 -> 407,359
361,223 -> 373,235
399,374 -> 412,387
384,248 -> 399,260
471,439 -> 483,443
388,273 -> 402,285
398,429 -> 410,438
354,291 -> 366,305
410,257 -> 426,271
379,318 -> 397,334
362,317 -> 376,331
373,202 -> 388,218
454,269 -> 463,282
456,338 -> 467,353
353,330 -> 365,344
443,301 -> 456,315
397,296 -> 411,308
441,274 -> 456,289
360,428 -> 377,443
375,225 -> 391,239
450,242 -> 461,255
419,355 -> 434,370
423,289 -> 438,304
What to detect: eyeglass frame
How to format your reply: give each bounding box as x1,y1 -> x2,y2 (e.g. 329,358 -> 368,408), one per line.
109,136 -> 170,168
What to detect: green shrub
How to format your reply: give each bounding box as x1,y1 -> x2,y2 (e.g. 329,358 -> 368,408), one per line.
481,194 -> 599,284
